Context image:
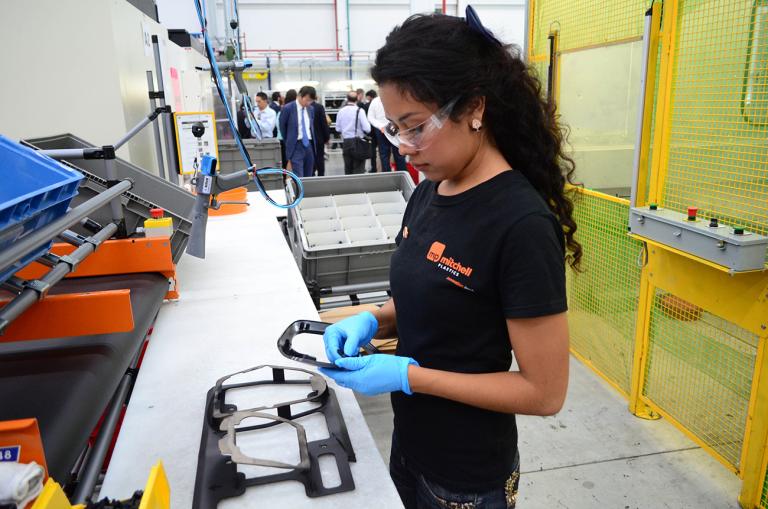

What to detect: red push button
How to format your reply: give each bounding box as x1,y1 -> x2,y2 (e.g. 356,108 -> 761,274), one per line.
687,206 -> 698,221
150,208 -> 164,219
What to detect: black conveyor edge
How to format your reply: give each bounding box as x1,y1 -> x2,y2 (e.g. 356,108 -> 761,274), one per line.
0,273 -> 169,482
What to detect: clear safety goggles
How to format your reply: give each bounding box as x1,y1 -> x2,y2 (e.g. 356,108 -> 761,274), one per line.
383,97 -> 460,151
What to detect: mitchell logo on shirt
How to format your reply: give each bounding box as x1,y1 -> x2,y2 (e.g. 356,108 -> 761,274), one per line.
426,241 -> 473,277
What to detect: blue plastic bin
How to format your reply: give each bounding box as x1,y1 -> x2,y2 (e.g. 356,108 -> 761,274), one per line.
0,135 -> 83,283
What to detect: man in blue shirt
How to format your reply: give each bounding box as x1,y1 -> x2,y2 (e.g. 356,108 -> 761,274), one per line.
335,92 -> 371,174
278,86 -> 317,178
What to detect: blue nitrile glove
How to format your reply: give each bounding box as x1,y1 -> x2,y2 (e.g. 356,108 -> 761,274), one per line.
323,312 -> 378,363
319,354 -> 419,396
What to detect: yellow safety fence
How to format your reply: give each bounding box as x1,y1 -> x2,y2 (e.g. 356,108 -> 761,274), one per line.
531,0 -> 768,507
567,190 -> 643,396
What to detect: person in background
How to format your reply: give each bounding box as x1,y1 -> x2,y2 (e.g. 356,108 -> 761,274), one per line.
277,89 -> 297,169
278,86 -> 317,178
356,88 -> 367,107
269,91 -> 282,138
368,93 -> 407,172
236,99 -> 253,140
253,92 -> 276,138
269,91 -> 282,114
365,90 -> 379,172
310,89 -> 331,176
335,91 -> 371,175
320,9 -> 580,509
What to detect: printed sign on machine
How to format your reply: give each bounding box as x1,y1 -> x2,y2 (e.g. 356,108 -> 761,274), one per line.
173,112 -> 218,175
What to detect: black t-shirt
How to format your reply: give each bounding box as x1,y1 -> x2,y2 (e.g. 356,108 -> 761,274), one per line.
389,170 -> 567,491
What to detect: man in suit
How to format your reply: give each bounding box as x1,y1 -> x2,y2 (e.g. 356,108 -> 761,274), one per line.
279,85 -> 317,178
309,89 -> 331,176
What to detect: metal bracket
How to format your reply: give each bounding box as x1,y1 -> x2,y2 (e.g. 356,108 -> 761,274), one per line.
22,279 -> 52,300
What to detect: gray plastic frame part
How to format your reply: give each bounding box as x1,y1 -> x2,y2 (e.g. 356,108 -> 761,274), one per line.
218,410 -> 311,470
211,364 -> 327,422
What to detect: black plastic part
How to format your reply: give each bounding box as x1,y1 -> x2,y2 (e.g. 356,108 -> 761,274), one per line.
192,368 -> 356,508
81,218 -> 103,234
148,91 -> 165,100
277,320 -> 335,368
307,280 -> 321,309
191,122 -> 205,138
82,148 -> 105,160
115,218 -> 128,239
102,145 -> 116,160
210,365 -> 326,423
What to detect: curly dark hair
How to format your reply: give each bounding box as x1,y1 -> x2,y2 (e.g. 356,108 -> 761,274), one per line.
370,13 -> 582,270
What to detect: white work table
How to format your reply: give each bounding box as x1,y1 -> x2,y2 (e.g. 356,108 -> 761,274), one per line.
100,192 -> 403,508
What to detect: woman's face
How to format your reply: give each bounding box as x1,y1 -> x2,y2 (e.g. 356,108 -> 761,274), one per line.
379,83 -> 480,182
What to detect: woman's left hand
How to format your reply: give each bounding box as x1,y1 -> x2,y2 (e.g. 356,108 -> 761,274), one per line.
320,354 -> 418,396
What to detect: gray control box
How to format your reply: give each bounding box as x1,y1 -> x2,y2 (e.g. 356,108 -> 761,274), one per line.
629,206 -> 768,272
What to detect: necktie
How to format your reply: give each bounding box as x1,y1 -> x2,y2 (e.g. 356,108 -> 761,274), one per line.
300,107 -> 310,148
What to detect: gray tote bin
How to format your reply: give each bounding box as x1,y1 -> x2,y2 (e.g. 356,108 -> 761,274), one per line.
218,138 -> 283,191
24,134 -> 195,263
286,173 -> 416,289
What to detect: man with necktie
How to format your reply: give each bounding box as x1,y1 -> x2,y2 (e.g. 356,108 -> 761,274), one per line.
278,85 -> 317,178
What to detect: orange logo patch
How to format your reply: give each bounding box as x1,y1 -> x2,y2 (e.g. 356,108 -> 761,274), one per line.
426,241 -> 473,277
426,241 -> 445,262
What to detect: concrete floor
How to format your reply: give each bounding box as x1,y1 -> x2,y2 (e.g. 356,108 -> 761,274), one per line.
317,152 -> 744,508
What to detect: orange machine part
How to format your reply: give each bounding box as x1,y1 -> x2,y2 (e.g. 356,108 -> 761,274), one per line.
0,418 -> 48,479
15,238 -> 178,300
209,187 -> 248,216
0,290 -> 134,342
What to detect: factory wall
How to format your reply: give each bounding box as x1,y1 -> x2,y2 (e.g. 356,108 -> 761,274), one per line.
156,0 -> 526,90
0,0 -> 209,175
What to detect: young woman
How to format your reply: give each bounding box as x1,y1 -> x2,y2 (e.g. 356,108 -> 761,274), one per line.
320,8 -> 581,509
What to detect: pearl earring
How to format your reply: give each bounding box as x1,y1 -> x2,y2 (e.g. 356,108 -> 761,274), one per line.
471,119 -> 482,131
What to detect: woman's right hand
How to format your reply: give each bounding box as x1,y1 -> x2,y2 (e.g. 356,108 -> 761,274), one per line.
323,311 -> 379,363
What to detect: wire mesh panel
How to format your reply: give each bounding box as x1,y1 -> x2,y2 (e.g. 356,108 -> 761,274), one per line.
528,60 -> 549,95
762,468 -> 768,508
643,288 -> 759,469
531,0 -> 651,56
662,0 -> 768,240
567,191 -> 643,394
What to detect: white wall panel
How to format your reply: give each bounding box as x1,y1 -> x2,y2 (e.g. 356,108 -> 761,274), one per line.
0,0 -> 208,176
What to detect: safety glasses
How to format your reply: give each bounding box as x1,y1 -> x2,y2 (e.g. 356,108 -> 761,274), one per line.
383,97 -> 460,151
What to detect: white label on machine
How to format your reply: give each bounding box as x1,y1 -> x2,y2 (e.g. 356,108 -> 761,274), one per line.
173,112 -> 219,175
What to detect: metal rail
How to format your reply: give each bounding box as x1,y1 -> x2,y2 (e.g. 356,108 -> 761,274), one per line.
71,360 -> 137,503
320,281 -> 390,297
630,8 -> 654,208
0,180 -> 132,275
0,223 -> 118,333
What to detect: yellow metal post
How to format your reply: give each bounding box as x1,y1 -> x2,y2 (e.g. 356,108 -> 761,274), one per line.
527,0 -> 536,62
628,262 -> 659,419
741,331 -> 768,507
648,0 -> 679,204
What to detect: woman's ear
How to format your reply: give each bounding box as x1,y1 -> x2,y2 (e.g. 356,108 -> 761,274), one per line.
466,96 -> 486,129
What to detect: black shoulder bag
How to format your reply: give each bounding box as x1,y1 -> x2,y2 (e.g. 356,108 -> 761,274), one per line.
351,108 -> 372,160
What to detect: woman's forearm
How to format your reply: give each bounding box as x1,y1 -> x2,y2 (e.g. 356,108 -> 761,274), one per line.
372,299 -> 397,339
407,366 -> 567,416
